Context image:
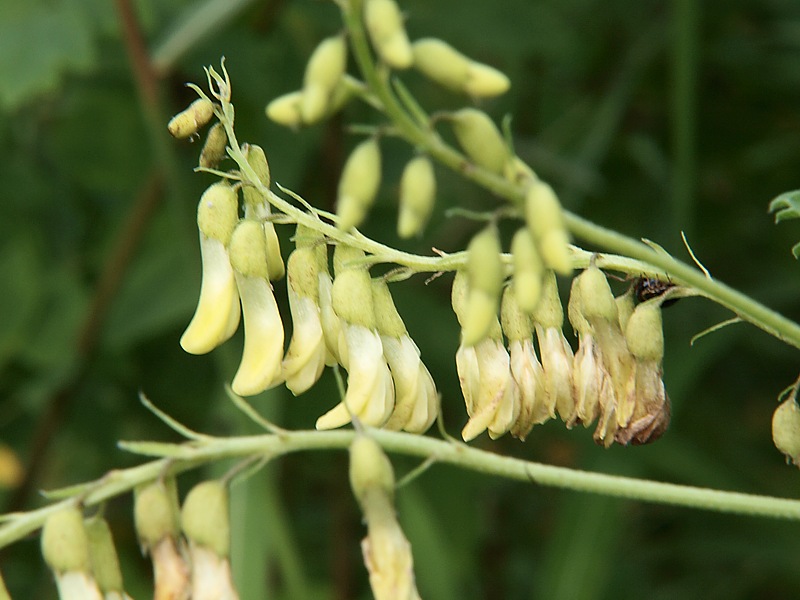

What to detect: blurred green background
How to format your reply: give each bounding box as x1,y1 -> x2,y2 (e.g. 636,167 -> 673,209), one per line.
2,0 -> 800,598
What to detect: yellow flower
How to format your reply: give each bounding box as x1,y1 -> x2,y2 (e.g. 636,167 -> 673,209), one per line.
316,247 -> 394,429
372,280 -> 438,433
282,240 -> 327,395
180,183 -> 241,355
228,220 -> 285,396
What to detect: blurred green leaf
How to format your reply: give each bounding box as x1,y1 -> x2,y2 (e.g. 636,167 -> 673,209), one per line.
769,190 -> 800,223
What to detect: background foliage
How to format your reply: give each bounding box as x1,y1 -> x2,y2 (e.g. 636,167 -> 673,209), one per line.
2,0 -> 800,598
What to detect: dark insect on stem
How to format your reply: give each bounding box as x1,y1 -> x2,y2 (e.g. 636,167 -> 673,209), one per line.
633,277 -> 679,307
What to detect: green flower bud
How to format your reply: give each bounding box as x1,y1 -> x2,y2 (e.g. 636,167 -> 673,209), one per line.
229,220 -> 269,279
41,506 -> 91,574
168,98 -> 215,138
302,35 -> 348,124
265,91 -> 304,128
464,60 -> 511,97
525,182 -> 571,274
578,265 -> 617,323
337,138 -> 382,230
462,227 -> 503,345
511,228 -> 544,313
134,481 -> 180,548
349,434 -> 395,507
181,480 -> 231,558
412,38 -> 509,97
197,182 -> 239,244
468,226 -> 503,296
397,156 -> 436,239
365,0 -> 413,69
773,398 -> 800,465
198,122 -> 228,169
504,156 -> 537,186
287,247 -> 320,303
84,517 -> 125,593
624,301 -> 664,362
450,108 -> 510,174
412,38 -> 470,91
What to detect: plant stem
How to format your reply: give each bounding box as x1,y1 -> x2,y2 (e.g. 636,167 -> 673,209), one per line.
3,429 -> 800,550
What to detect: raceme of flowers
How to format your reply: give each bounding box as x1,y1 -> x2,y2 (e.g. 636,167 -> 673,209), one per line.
168,0 -> 672,448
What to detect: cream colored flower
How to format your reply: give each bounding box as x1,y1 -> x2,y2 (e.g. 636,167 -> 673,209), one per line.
349,436 -> 422,600
228,220 -> 284,396
372,280 -> 438,433
282,238 -> 327,394
180,182 -> 240,355
316,247 -> 394,429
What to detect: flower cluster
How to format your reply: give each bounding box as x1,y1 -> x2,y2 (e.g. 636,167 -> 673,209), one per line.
452,248 -> 671,445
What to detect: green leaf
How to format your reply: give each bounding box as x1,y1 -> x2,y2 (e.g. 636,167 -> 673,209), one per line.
768,190 -> 800,223
792,241 -> 800,260
0,0 -> 108,110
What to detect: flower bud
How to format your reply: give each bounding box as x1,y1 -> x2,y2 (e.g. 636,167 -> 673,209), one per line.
265,91 -> 304,128
525,182 -> 571,275
773,398 -> 800,465
412,38 -> 509,97
397,156 -> 436,239
462,226 -> 504,346
450,108 -> 509,174
243,143 -> 271,191
41,507 -> 107,599
168,98 -> 214,139
241,144 -> 284,281
624,301 -> 664,363
616,290 -> 635,332
511,228 -> 544,314
199,122 -> 228,169
302,35 -> 348,124
42,507 -> 91,575
182,481 -> 239,600
349,434 -> 395,506
332,270 -> 375,330
464,61 -> 511,97
181,481 -> 230,558
134,481 -> 189,600
337,138 -> 382,231
365,0 -> 412,69
84,517 -> 126,596
134,481 -> 180,549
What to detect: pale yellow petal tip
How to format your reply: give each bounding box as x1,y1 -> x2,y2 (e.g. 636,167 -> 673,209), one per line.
180,239 -> 240,355
461,419 -> 485,442
315,403 -> 352,430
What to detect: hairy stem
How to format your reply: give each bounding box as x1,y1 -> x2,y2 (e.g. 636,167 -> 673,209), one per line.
3,429 -> 800,550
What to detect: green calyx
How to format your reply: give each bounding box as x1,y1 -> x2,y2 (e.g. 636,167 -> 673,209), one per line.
371,280 -> 407,338
181,480 -> 231,558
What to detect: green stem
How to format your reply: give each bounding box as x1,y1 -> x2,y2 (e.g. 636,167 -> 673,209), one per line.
335,2 -> 800,350
3,429 -> 800,550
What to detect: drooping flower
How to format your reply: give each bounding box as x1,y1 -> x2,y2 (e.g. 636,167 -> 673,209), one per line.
452,272 -> 519,441
180,182 -> 241,355
228,220 -> 284,396
181,481 -> 239,600
372,280 -> 438,433
500,287 -> 546,440
349,435 -> 422,600
531,271 -> 575,424
41,507 -> 104,600
282,227 -> 328,395
316,246 -> 394,429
